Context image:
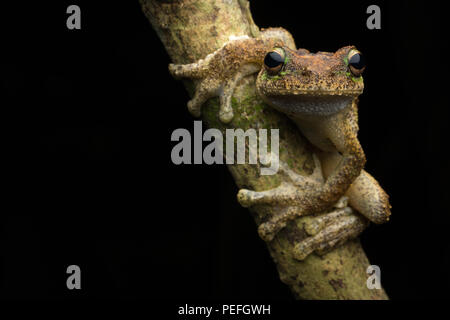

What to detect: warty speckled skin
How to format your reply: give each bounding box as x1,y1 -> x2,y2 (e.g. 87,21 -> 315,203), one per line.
169,28 -> 391,260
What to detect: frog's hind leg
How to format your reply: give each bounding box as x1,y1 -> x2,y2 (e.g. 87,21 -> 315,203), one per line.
345,170 -> 391,224
293,207 -> 368,261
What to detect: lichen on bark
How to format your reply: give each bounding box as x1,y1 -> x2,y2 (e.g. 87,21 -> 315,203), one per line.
140,0 -> 388,300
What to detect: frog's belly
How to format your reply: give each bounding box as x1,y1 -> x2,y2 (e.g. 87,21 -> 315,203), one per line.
263,94 -> 352,117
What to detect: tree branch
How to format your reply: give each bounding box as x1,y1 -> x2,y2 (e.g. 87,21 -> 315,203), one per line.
140,0 -> 388,300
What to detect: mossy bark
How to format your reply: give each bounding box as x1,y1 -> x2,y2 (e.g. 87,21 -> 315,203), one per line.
140,0 -> 388,300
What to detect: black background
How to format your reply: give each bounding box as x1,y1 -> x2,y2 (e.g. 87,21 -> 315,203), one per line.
0,0 -> 448,301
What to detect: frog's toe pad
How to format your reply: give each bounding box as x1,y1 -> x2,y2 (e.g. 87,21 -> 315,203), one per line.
218,103 -> 234,123
168,63 -> 190,79
237,189 -> 264,208
334,196 -> 349,209
187,100 -> 202,118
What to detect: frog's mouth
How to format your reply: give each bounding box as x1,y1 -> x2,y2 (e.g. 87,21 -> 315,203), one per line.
261,93 -> 355,117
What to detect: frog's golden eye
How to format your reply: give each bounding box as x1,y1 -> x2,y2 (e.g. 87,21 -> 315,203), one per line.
348,49 -> 366,77
264,48 -> 285,75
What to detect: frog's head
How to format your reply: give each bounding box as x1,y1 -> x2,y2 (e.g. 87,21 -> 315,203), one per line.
256,46 -> 365,117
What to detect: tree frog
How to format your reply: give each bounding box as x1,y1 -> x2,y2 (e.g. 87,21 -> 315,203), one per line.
169,28 -> 391,260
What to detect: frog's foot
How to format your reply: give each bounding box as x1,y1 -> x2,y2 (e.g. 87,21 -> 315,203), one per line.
333,195 -> 349,209
169,60 -> 220,118
169,59 -> 259,123
293,207 -> 368,261
237,154 -> 326,241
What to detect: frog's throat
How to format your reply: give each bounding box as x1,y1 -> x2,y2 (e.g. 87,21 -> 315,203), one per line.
292,101 -> 357,153
260,93 -> 357,117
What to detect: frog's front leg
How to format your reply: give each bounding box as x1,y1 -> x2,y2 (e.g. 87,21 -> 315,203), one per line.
168,28 -> 296,123
169,58 -> 260,123
320,151 -> 391,224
